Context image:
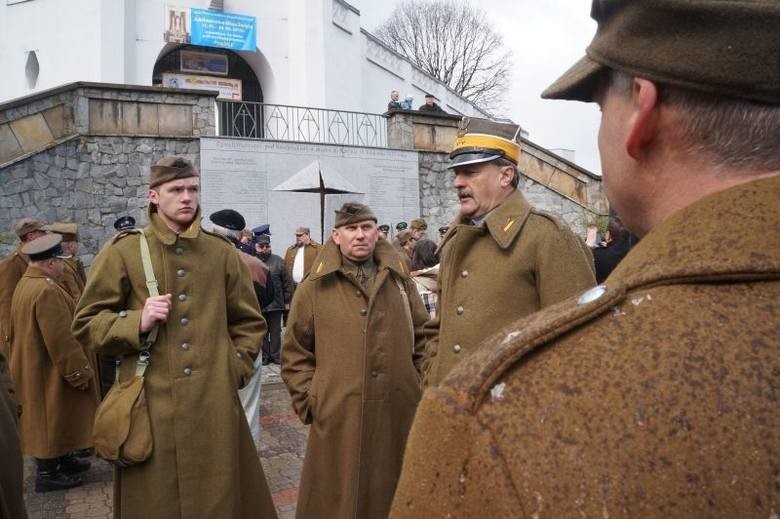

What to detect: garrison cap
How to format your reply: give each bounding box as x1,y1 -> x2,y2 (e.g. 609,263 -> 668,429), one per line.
13,217 -> 46,238
295,227 -> 310,236
378,224 -> 390,233
149,156 -> 199,188
22,234 -> 72,261
209,209 -> 246,231
113,215 -> 136,231
542,0 -> 780,105
334,202 -> 377,228
44,222 -> 79,242
449,117 -> 522,168
395,221 -> 408,232
410,218 -> 427,231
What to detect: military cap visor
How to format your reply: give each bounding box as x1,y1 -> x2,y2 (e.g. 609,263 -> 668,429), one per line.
541,0 -> 780,105
114,215 -> 136,231
22,234 -> 72,261
448,133 -> 520,169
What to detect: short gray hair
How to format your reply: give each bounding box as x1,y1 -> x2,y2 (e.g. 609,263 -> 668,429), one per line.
608,70 -> 780,172
494,157 -> 520,189
210,223 -> 241,241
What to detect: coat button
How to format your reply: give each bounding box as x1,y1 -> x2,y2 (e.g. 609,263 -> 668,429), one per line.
360,308 -> 367,316
178,293 -> 187,301
461,270 -> 469,278
370,370 -> 378,377
183,367 -> 192,376
181,342 -> 190,350
176,269 -> 186,277
453,344 -> 462,353
174,247 -> 184,255
236,352 -> 242,359
456,306 -> 464,315
355,290 -> 362,297
180,317 -> 189,326
118,310 -> 128,318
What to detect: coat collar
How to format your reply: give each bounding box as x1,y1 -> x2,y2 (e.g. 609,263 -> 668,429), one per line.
144,206 -> 202,245
440,190 -> 532,251
609,175 -> 780,288
308,238 -> 409,281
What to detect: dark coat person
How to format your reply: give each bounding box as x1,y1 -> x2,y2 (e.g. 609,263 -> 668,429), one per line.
282,202 -> 428,519
593,217 -> 632,283
255,234 -> 291,365
73,157 -> 277,519
391,2 -> 780,517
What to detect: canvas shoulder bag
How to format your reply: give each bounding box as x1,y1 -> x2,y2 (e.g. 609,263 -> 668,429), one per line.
92,229 -> 159,467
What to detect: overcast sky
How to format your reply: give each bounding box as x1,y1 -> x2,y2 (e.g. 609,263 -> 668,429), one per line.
353,0 -> 602,174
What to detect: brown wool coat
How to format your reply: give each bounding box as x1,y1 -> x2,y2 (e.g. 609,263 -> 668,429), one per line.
284,241 -> 322,284
60,257 -> 87,302
10,266 -> 98,459
72,210 -> 277,519
282,239 -> 428,519
424,189 -> 596,386
0,248 -> 27,359
0,353 -> 27,519
390,176 -> 780,518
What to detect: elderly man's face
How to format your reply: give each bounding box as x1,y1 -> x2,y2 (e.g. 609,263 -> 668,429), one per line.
391,91 -> 400,101
332,220 -> 379,262
296,232 -> 311,246
452,161 -> 514,219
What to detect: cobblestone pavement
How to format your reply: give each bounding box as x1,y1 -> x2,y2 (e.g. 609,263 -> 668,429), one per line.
22,363 -> 308,519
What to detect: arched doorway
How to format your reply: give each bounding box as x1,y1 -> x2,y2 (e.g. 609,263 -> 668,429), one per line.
153,45 -> 264,136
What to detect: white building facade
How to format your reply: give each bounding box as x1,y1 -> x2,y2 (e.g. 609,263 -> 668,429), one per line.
0,0 -> 492,117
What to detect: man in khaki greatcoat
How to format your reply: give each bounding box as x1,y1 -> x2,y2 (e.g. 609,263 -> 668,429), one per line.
282,202 -> 428,518
43,222 -> 87,301
391,1 -> 780,517
10,234 -> 97,492
0,217 -> 47,359
0,347 -> 26,517
73,156 -> 277,519
423,119 -> 595,386
283,226 -> 321,290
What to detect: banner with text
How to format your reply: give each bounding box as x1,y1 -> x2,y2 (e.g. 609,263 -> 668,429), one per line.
190,9 -> 256,51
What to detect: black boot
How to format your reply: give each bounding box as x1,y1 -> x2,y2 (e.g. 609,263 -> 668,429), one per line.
35,459 -> 83,493
59,453 -> 91,475
72,448 -> 93,459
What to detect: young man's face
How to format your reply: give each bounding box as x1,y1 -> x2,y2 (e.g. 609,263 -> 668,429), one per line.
148,177 -> 200,232
452,161 -> 514,219
425,97 -> 434,105
332,220 -> 379,262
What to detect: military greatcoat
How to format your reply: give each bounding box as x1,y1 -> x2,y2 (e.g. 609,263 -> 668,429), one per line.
390,176 -> 780,518
424,189 -> 595,386
0,353 -> 26,519
60,257 -> 87,302
284,241 -> 322,284
0,247 -> 28,359
72,209 -> 277,519
10,265 -> 98,459
282,239 -> 428,519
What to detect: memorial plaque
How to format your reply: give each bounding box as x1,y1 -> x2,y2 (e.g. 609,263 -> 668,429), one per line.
200,138 -> 419,243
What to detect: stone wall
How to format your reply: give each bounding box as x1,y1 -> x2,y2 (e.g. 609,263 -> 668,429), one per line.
0,82 -> 216,260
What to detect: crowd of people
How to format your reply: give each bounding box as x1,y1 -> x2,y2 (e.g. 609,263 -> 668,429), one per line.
0,1 -> 777,518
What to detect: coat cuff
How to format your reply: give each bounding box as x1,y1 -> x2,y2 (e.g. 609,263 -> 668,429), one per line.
59,351 -> 94,387
111,309 -> 144,350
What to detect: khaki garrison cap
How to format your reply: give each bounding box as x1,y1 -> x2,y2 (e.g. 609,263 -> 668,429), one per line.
149,156 -> 199,188
334,202 -> 377,228
542,0 -> 780,104
13,217 -> 46,238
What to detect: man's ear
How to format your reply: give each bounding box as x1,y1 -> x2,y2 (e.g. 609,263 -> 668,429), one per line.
331,228 -> 341,245
498,165 -> 515,188
625,78 -> 661,160
148,188 -> 159,205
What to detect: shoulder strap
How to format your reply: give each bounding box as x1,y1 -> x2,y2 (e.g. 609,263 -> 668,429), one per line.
137,230 -> 160,372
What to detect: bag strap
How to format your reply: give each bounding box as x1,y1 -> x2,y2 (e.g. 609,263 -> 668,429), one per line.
135,230 -> 160,377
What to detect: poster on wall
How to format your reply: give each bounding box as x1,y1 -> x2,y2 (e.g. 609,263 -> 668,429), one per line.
190,8 -> 257,51
164,5 -> 191,43
180,50 -> 228,76
162,73 -> 242,100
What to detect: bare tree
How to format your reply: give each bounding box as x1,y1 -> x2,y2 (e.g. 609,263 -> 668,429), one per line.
374,0 -> 512,113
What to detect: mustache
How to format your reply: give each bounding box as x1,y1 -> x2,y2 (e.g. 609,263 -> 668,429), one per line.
457,190 -> 472,199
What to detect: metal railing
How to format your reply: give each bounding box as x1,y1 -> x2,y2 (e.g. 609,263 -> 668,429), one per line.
217,100 -> 387,148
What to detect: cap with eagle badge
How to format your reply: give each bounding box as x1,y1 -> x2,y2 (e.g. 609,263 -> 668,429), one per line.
113,215 -> 136,231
